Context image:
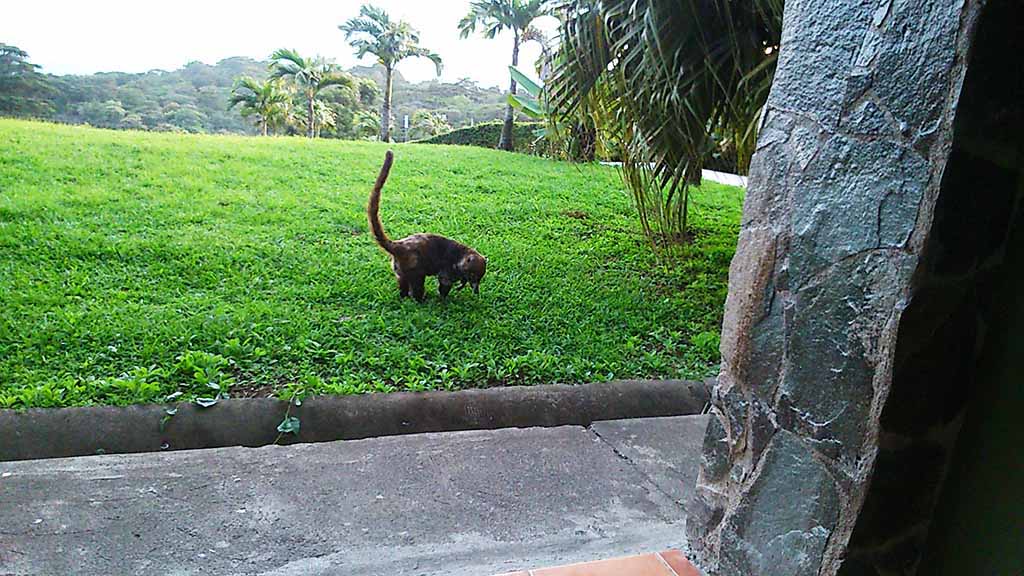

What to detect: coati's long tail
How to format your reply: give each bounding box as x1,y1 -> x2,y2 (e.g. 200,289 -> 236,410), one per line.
368,150 -> 395,254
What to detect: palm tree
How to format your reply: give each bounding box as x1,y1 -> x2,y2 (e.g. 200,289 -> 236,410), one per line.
411,110 -> 452,139
340,5 -> 443,142
550,0 -> 783,250
228,77 -> 290,136
459,0 -> 552,151
311,99 -> 337,138
269,49 -> 353,138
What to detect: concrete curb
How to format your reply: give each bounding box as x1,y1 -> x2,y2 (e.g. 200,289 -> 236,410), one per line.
0,379 -> 709,462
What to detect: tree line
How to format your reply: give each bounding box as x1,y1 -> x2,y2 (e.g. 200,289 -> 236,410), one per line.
1,1 -> 554,148
0,49 -> 507,140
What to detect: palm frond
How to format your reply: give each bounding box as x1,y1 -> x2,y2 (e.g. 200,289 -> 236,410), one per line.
317,73 -> 355,91
341,3 -> 440,73
550,0 -> 782,252
404,47 -> 443,75
269,48 -> 306,70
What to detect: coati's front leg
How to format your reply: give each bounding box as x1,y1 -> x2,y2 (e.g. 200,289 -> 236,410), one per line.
438,276 -> 453,299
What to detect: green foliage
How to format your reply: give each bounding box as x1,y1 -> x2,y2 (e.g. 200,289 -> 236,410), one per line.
418,121 -> 539,153
75,100 -> 131,129
277,416 -> 301,435
551,0 -> 782,251
505,64 -> 603,162
0,44 -> 54,118
507,66 -> 545,119
172,351 -> 235,395
48,57 -> 270,134
690,331 -> 722,365
409,110 -> 453,140
0,119 -> 744,409
2,44 -> 505,137
351,109 -> 382,140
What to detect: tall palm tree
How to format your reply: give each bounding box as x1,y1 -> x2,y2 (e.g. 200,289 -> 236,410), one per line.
550,0 -> 783,250
459,0 -> 552,151
340,5 -> 443,142
269,49 -> 353,138
228,77 -> 290,136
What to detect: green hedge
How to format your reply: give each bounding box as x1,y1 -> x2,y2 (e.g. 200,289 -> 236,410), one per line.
418,121 -> 540,153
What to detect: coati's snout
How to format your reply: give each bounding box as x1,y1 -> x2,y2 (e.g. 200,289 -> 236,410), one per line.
458,252 -> 487,294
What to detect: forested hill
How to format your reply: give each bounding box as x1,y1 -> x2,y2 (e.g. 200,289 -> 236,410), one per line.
35,57 -> 508,136
45,58 -> 267,134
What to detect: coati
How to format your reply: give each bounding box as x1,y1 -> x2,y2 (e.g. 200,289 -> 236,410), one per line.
368,150 -> 487,302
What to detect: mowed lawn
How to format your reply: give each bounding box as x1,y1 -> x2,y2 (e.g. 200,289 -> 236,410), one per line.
0,119 -> 743,408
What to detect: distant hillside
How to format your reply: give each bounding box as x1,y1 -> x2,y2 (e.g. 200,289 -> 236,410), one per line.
40,57 -> 508,136
47,57 -> 268,134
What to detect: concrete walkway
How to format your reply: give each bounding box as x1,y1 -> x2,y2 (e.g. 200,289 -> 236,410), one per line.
0,416 -> 708,576
598,162 -> 749,188
699,169 -> 748,189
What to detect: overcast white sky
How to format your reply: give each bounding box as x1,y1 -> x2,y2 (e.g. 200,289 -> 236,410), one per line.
1,1 -> 558,88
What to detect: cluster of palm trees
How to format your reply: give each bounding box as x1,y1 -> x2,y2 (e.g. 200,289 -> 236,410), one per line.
340,0 -> 552,147
231,1 -> 552,147
229,50 -> 354,139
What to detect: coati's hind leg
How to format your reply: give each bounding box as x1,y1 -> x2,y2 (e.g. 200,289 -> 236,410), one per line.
397,275 -> 411,299
393,257 -> 411,299
410,275 -> 426,302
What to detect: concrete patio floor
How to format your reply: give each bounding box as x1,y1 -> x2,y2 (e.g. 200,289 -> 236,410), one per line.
0,415 -> 708,576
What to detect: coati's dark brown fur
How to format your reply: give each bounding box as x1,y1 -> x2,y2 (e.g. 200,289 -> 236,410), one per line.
368,150 -> 487,302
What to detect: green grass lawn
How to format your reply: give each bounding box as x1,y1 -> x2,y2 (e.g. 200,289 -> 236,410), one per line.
0,119 -> 743,409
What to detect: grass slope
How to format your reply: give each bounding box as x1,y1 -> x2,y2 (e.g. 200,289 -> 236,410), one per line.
0,119 -> 743,408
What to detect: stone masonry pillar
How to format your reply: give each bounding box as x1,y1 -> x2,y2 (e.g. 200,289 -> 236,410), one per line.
687,1 -> 984,575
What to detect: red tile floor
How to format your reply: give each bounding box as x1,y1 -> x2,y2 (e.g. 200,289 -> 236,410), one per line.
495,550 -> 701,576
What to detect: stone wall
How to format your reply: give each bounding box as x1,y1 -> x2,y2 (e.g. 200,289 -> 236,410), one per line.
845,2 -> 1024,572
686,1 -> 984,574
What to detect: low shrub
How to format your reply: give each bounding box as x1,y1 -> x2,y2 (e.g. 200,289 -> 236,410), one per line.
418,121 -> 540,154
